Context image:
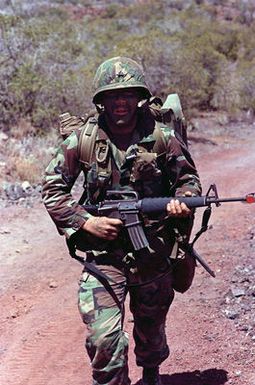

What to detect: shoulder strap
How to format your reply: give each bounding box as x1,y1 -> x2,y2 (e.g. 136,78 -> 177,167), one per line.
78,117 -> 98,170
58,111 -> 99,167
152,122 -> 169,156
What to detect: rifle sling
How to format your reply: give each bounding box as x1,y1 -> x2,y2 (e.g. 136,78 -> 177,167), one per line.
180,242 -> 215,278
66,238 -> 124,311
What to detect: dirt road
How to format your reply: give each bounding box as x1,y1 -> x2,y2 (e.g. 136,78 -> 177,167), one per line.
1,121 -> 254,385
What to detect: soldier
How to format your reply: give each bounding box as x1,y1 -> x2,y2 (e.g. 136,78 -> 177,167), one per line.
42,57 -> 201,385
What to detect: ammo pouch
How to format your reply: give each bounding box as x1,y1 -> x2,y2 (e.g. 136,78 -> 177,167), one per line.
130,146 -> 163,197
171,249 -> 196,293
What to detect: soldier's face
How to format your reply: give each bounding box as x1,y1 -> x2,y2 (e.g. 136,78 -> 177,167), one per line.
102,89 -> 140,128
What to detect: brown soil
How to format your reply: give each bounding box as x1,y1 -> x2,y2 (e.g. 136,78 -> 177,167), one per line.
1,117 -> 255,385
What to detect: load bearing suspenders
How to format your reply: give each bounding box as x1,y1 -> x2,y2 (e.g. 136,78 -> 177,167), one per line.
78,119 -> 113,204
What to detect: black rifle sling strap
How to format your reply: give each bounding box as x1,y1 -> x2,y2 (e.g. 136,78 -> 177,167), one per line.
67,238 -> 123,310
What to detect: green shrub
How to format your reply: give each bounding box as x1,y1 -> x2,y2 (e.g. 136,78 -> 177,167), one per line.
0,0 -> 255,135
238,61 -> 255,111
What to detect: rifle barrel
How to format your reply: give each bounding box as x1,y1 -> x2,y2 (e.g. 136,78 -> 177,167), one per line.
209,197 -> 246,204
140,194 -> 254,214
83,193 -> 255,216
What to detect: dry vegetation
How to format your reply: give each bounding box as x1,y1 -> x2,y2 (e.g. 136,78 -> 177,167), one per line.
0,0 -> 255,185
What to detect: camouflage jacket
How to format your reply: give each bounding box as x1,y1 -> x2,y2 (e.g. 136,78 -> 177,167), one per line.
42,113 -> 201,244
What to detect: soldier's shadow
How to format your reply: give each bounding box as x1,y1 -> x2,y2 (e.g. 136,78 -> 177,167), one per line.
133,368 -> 228,385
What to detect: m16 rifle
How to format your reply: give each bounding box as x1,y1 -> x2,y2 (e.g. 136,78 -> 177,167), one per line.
69,184 -> 255,278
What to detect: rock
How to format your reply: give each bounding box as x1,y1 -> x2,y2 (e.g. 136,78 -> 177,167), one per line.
239,325 -> 249,332
223,309 -> 239,320
35,184 -> 42,194
230,287 -> 246,297
217,113 -> 229,126
0,132 -> 8,142
22,181 -> 33,194
3,183 -> 25,200
10,310 -> 20,319
0,228 -> 11,234
0,161 -> 6,170
248,286 -> 255,296
246,108 -> 254,123
48,281 -> 58,289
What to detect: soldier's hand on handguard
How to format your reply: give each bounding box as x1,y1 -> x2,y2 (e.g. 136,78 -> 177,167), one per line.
82,216 -> 123,240
166,191 -> 192,218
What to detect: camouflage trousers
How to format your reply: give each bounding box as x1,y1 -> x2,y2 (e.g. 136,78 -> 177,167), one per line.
78,263 -> 175,385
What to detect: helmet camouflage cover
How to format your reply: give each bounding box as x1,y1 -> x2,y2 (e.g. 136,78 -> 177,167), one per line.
92,56 -> 151,104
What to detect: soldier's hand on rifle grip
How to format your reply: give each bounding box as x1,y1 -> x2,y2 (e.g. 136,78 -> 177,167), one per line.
166,191 -> 192,217
82,216 -> 123,240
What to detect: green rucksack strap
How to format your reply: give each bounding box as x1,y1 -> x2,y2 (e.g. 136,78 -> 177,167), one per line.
78,117 -> 99,170
152,121 -> 168,155
78,118 -> 114,203
58,112 -> 99,170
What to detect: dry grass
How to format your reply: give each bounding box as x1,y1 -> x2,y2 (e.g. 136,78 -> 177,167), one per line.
10,119 -> 38,140
1,123 -> 59,185
7,156 -> 43,184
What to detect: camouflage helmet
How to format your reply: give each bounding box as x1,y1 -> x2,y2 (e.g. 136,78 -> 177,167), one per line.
92,56 -> 151,104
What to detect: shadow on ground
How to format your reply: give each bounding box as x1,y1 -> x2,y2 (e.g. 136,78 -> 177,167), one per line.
133,368 -> 228,385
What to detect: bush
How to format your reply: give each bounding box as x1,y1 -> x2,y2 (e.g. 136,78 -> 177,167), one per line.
0,0 -> 255,135
238,61 -> 255,111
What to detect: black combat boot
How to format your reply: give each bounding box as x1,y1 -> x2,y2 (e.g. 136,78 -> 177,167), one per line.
142,367 -> 161,385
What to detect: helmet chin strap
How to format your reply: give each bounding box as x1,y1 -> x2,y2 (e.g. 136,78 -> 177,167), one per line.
95,92 -> 149,113
95,103 -> 104,113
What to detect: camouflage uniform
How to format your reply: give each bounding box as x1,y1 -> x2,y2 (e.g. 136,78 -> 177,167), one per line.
42,57 -> 201,385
